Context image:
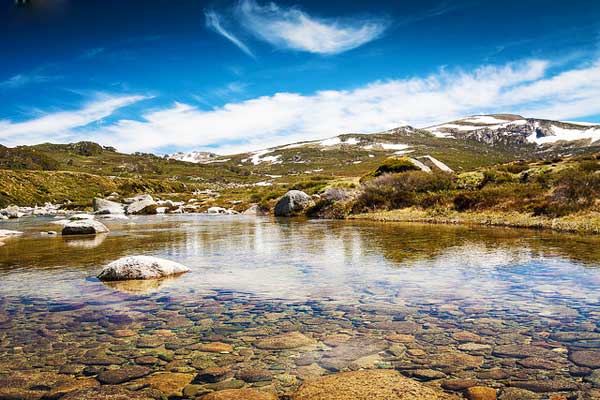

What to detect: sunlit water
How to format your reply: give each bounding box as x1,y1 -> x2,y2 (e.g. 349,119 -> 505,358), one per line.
1,215 -> 599,398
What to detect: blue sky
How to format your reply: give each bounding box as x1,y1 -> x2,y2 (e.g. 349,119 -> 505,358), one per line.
1,0 -> 599,154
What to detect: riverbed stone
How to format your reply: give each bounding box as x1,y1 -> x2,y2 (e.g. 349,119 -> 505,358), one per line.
568,350 -> 600,368
292,369 -> 452,400
441,379 -> 478,391
201,388 -> 278,400
60,385 -> 160,400
510,379 -> 578,392
255,331 -> 315,350
93,198 -> 125,215
97,365 -> 152,384
97,255 -> 190,281
140,372 -> 194,397
465,386 -> 496,400
0,371 -> 89,400
498,387 -> 540,400
126,196 -> 158,215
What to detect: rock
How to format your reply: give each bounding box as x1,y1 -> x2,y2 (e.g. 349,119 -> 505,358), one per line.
292,369 -> 452,400
510,379 -> 578,392
492,344 -> 555,359
2,205 -> 24,218
569,350 -> 600,368
141,373 -> 194,398
201,389 -> 278,400
465,386 -> 496,400
498,387 -> 540,400
197,342 -> 234,353
584,369 -> 600,388
207,207 -> 239,215
428,352 -> 484,369
0,371 -> 92,400
407,369 -> 446,381
126,196 -> 158,215
517,357 -> 561,370
255,331 -> 316,350
441,379 -> 478,391
236,367 -> 273,383
97,256 -> 190,281
194,367 -> 233,383
242,205 -> 269,216
274,190 -> 313,217
60,385 -> 159,400
93,198 -> 125,215
97,365 -> 151,384
61,220 -> 109,235
69,213 -> 95,220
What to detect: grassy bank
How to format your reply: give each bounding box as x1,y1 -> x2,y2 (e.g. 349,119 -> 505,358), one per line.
349,208 -> 600,234
0,169 -> 199,208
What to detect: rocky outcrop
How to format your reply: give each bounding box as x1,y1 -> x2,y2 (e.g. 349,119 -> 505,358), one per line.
62,220 -> 110,235
292,369 -> 452,400
274,190 -> 313,217
1,205 -> 24,219
93,198 -> 125,215
97,256 -> 190,281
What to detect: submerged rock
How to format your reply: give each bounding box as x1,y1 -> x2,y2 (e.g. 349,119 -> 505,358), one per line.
274,190 -> 313,217
60,385 -> 160,400
201,389 -> 278,400
292,369 -> 451,400
97,255 -> 190,281
254,331 -> 315,350
93,198 -> 125,215
62,220 -> 110,235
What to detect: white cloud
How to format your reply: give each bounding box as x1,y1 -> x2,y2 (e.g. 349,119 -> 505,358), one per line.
0,95 -> 146,146
205,10 -> 255,59
236,0 -> 388,54
3,58 -> 600,154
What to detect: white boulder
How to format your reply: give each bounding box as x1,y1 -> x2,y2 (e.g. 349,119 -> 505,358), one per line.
93,198 -> 125,215
274,190 -> 313,217
97,255 -> 190,281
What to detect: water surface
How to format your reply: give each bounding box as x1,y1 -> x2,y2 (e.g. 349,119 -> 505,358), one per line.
1,215 -> 599,398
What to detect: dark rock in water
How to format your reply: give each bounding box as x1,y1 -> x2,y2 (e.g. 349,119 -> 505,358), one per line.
569,350 -> 600,368
200,389 -> 278,400
274,190 -> 313,217
60,385 -> 160,400
492,344 -> 555,359
584,370 -> 600,388
0,371 -> 98,400
254,331 -> 315,350
193,366 -> 233,383
49,302 -> 86,312
236,367 -> 273,383
441,379 -> 478,391
62,220 -> 109,235
405,369 -> 446,381
510,378 -> 578,392
97,366 -> 151,384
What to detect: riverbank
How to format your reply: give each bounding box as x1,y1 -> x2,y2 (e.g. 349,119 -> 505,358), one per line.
349,207 -> 600,234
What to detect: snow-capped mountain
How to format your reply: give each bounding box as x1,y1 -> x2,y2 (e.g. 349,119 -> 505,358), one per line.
166,151 -> 219,163
425,114 -> 600,146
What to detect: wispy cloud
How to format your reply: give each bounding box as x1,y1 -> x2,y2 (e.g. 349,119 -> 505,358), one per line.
0,94 -> 146,146
205,10 -> 256,59
3,58 -> 600,154
0,73 -> 58,89
236,0 -> 388,55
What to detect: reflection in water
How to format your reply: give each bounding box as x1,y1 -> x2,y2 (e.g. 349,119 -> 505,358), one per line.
63,233 -> 108,249
101,276 -> 176,294
0,215 -> 599,398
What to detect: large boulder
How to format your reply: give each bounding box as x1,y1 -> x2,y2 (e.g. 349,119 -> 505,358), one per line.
274,190 -> 313,217
127,197 -> 158,215
98,256 -> 190,281
62,220 -> 110,235
292,370 -> 452,400
93,198 -> 125,215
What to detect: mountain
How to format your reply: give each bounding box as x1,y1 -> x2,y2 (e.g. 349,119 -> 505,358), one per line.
424,114 -> 600,146
166,150 -> 219,163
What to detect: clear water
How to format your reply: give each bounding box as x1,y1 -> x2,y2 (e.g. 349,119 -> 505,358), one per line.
1,215 -> 599,398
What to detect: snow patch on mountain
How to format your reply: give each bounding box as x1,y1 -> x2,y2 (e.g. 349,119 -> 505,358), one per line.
167,151 -> 218,163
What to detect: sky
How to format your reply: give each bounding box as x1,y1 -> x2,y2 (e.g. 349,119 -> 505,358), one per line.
0,0 -> 599,155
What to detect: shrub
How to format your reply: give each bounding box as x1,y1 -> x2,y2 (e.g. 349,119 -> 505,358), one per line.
352,171 -> 454,213
360,157 -> 420,182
